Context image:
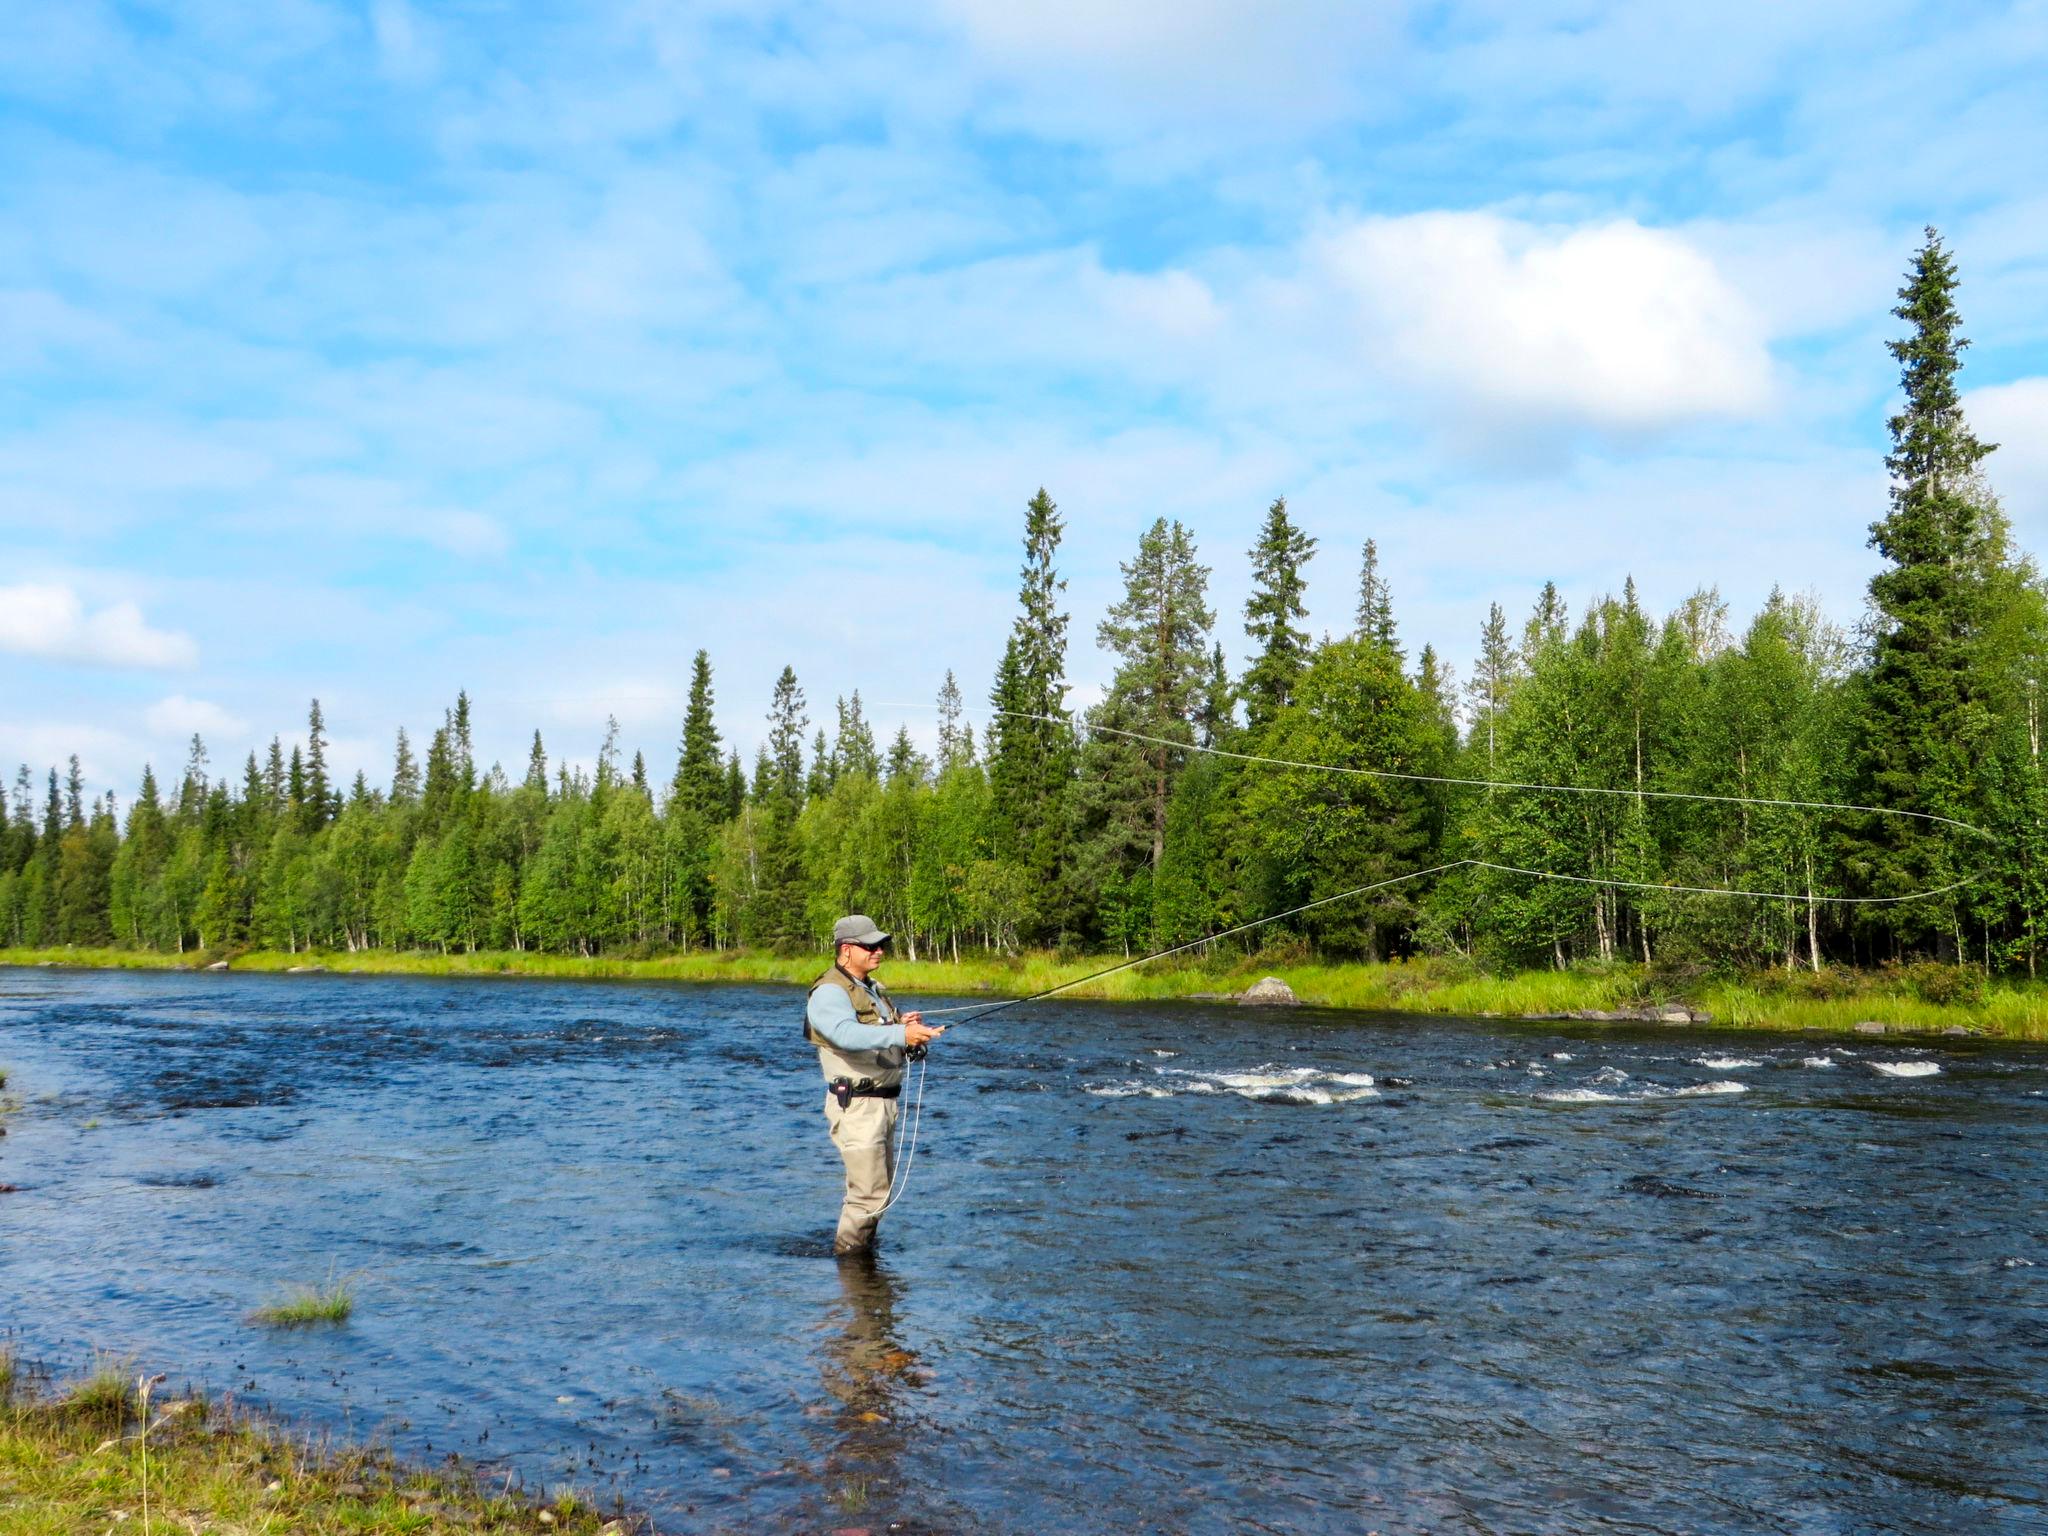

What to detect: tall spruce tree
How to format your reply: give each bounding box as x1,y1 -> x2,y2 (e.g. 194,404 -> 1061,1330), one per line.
1356,538 -> 1400,657
392,728 -> 421,804
304,699 -> 333,830
1466,602 -> 1519,777
935,670 -> 973,771
1241,496 -> 1316,733
1851,228 -> 2000,952
671,650 -> 726,820
1095,517 -> 1215,867
986,489 -> 1074,925
756,666 -> 812,946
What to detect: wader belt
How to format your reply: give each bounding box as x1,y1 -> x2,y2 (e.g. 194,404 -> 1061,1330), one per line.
829,1077 -> 901,1108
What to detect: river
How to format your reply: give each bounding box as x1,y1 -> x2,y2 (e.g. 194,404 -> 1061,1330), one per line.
1,967 -> 2043,1533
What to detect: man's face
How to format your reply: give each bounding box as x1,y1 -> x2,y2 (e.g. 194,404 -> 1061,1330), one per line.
838,940 -> 886,978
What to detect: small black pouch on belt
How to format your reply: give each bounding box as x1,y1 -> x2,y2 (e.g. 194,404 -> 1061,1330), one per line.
829,1078 -> 899,1106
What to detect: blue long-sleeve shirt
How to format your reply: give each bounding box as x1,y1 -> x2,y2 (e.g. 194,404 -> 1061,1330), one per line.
806,977 -> 906,1053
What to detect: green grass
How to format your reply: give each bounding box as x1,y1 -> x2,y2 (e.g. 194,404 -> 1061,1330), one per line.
249,1276 -> 356,1329
1,1353 -> 643,1535
7,945 -> 2048,1039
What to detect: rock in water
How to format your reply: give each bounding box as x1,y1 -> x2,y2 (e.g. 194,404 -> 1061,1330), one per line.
1239,976 -> 1300,1007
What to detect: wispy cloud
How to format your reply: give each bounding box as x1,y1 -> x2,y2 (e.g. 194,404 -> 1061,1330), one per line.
0,583 -> 198,670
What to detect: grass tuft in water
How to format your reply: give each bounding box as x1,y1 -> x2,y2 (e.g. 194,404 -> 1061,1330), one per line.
250,1275 -> 356,1329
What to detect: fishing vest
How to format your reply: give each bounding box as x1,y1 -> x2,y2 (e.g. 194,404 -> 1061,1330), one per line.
805,966 -> 907,1089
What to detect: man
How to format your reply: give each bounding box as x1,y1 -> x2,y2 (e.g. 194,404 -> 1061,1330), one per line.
806,914 -> 944,1257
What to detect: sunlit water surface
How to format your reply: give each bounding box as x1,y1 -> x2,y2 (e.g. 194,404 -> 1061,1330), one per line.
2,968 -> 2044,1534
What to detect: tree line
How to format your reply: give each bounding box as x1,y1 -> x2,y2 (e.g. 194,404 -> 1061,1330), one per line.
6,231 -> 2045,973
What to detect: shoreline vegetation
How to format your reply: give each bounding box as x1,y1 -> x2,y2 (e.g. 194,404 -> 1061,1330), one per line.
0,1349 -> 643,1536
4,946 -> 2043,1041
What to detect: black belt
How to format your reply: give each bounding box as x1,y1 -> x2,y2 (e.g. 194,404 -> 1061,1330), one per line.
828,1078 -> 901,1107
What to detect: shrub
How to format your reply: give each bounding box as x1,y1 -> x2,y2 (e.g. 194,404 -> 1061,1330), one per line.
1893,961 -> 1985,1008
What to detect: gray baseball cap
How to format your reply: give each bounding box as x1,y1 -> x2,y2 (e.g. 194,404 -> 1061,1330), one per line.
832,914 -> 891,947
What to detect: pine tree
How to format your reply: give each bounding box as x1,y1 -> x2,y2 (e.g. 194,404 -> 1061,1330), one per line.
1095,517 -> 1214,867
178,735 -> 209,819
392,728 -> 421,804
1525,581 -> 1569,656
1466,602 -> 1519,777
525,731 -> 549,792
304,699 -> 333,831
671,650 -> 726,821
1356,538 -> 1399,657
64,756 -> 85,830
835,692 -> 880,782
886,727 -> 927,784
451,691 -> 476,789
807,727 -> 832,799
724,750 -> 746,820
760,667 -> 808,807
1196,642 -> 1234,749
935,670 -> 973,771
1241,496 -> 1316,733
1852,228 -> 2001,952
265,737 -> 287,810
986,489 -> 1074,917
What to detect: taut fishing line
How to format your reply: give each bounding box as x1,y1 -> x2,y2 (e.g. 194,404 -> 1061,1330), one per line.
868,704 -> 1994,1215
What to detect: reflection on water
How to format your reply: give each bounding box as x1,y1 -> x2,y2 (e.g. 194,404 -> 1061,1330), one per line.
817,1258 -> 918,1513
1,967 -> 2045,1534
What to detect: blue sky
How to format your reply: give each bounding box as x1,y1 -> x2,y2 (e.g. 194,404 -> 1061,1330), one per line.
4,0 -> 2048,799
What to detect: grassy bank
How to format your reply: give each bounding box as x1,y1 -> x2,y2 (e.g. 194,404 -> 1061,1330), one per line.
4,944 -> 2045,1040
0,1351 -> 639,1536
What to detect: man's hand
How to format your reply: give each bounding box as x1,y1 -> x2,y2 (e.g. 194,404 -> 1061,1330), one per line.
902,1011 -> 944,1049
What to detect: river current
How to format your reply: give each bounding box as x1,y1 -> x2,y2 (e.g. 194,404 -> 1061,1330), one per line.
1,967 -> 2043,1534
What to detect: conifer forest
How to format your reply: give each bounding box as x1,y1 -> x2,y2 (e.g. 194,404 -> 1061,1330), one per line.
7,233 -> 2046,977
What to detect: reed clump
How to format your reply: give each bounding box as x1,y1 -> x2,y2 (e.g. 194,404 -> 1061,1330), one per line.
249,1276 -> 356,1329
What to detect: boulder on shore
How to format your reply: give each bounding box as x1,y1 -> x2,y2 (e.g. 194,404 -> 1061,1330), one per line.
1239,976 -> 1301,1007
1853,1020 -> 1887,1035
205,960 -> 230,972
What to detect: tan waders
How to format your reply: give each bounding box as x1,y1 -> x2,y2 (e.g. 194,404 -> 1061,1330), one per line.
807,963 -> 909,1256
824,1090 -> 898,1255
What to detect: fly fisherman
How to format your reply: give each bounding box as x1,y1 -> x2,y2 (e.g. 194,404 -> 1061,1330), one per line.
807,915 -> 944,1257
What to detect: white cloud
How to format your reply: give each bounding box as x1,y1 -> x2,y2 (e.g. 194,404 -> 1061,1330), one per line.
1306,213 -> 1774,441
1969,377 -> 2048,537
0,583 -> 199,670
144,694 -> 247,740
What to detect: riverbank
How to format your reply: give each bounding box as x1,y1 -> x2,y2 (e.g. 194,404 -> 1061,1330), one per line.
0,1350 -> 640,1535
5,945 -> 2044,1040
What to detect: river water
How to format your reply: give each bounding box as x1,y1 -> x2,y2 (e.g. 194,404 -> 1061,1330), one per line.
1,967 -> 2043,1534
